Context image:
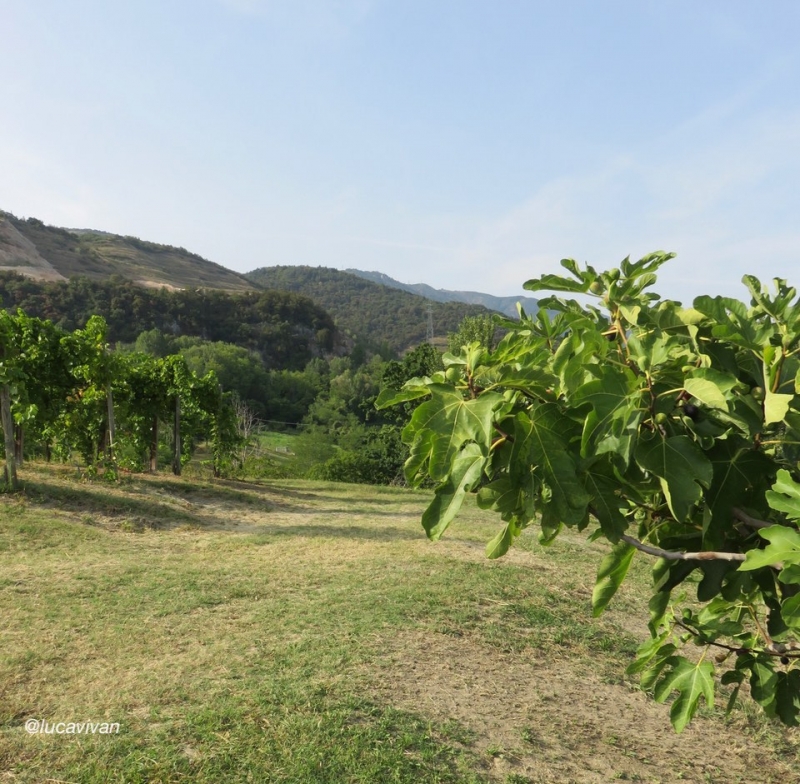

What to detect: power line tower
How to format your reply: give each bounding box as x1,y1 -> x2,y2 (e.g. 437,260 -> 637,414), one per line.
425,305 -> 434,343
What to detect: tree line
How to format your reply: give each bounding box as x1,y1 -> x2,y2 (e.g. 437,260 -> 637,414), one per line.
245,265 -> 496,354
0,272 -> 336,370
0,301 -> 494,490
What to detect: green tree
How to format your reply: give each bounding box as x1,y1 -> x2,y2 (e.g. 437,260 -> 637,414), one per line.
379,252 -> 800,731
116,353 -> 227,474
379,343 -> 442,427
180,341 -> 269,415
447,313 -> 497,354
312,425 -> 406,485
133,328 -> 173,357
305,356 -> 385,432
262,368 -> 322,424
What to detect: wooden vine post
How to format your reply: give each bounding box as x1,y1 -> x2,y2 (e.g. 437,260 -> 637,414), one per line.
0,383 -> 16,491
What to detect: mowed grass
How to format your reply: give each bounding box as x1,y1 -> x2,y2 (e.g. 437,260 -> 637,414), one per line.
1,465 -> 799,783
257,431 -> 300,452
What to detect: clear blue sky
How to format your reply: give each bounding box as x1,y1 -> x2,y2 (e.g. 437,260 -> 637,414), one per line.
2,1 -> 799,302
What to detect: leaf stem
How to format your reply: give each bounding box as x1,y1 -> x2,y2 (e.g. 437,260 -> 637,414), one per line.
747,602 -> 773,648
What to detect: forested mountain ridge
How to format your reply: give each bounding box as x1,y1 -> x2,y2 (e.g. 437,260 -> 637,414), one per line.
346,268 -> 539,318
0,210 -> 256,291
0,273 -> 338,370
245,265 -> 495,354
1,209 -> 507,356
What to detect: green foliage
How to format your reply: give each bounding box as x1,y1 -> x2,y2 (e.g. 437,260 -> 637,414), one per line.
180,342 -> 269,410
311,426 -> 406,485
379,252 -> 800,731
377,343 -> 443,428
133,328 -> 174,357
246,265 -> 494,354
0,309 -> 240,475
447,313 -> 498,353
0,272 -> 335,370
123,330 -> 326,425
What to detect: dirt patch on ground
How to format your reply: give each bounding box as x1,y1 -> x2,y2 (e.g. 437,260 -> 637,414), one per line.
361,629 -> 797,784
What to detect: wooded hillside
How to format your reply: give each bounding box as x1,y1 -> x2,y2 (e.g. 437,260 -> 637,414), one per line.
246,265 -> 495,354
0,273 -> 337,370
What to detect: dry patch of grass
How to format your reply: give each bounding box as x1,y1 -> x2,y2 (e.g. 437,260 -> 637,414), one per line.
0,463 -> 798,783
362,629 -> 796,783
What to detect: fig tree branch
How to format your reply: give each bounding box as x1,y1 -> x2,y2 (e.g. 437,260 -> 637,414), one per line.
731,507 -> 774,530
673,619 -> 800,658
620,534 -> 746,562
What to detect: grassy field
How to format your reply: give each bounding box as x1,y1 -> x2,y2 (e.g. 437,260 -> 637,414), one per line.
1,464 -> 799,783
257,431 -> 300,452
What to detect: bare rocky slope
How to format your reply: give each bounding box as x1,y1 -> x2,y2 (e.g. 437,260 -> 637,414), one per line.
0,211 -> 256,292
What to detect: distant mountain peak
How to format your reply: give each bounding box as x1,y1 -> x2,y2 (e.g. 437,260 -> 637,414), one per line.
345,269 -> 538,318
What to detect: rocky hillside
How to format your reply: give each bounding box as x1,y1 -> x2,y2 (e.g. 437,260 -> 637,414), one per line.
0,211 -> 256,292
